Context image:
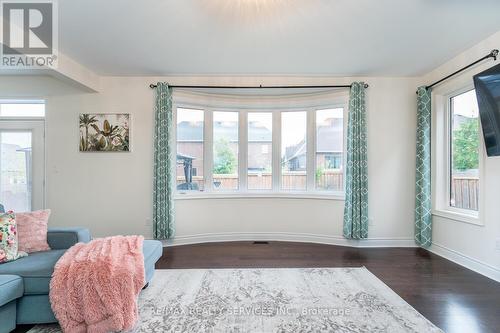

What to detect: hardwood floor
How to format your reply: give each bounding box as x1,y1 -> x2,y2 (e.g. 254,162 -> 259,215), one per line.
15,241 -> 500,333
157,241 -> 500,333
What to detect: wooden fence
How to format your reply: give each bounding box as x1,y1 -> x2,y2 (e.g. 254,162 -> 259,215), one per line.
451,177 -> 479,211
177,171 -> 344,191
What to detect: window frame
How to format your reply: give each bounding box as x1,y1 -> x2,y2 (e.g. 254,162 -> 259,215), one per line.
0,99 -> 46,120
280,109 -> 310,192
212,110 -> 240,192
172,91 -> 348,200
433,85 -> 484,226
175,107 -> 206,192
247,111 -> 273,191
314,108 -> 347,192
0,99 -> 46,211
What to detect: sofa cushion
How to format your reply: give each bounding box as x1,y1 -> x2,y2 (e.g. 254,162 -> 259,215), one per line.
47,227 -> 92,250
143,240 -> 162,282
0,241 -> 161,296
0,275 -> 23,307
0,249 -> 66,295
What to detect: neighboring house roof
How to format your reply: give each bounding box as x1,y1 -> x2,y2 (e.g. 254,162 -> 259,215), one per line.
316,118 -> 343,153
177,117 -> 342,165
284,118 -> 343,163
177,121 -> 272,142
284,140 -> 306,163
177,121 -> 203,141
248,121 -> 272,142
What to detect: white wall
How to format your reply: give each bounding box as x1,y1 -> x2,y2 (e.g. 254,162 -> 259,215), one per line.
29,76 -> 417,246
418,31 -> 500,280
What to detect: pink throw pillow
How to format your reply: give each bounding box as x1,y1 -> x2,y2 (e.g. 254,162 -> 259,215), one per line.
16,209 -> 51,253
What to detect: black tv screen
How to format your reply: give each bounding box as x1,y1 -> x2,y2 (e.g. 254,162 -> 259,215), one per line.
473,63 -> 500,157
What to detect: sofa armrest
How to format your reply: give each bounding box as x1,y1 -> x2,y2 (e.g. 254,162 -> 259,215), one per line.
47,227 -> 92,249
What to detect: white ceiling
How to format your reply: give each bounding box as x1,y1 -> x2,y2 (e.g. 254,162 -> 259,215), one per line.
58,0 -> 500,77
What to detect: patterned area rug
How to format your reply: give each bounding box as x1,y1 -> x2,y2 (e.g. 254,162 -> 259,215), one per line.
29,267 -> 442,333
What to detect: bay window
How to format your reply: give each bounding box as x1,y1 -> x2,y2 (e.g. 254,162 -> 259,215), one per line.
174,93 -> 347,197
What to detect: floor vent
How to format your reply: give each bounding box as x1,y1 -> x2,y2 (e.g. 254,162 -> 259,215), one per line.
253,241 -> 269,245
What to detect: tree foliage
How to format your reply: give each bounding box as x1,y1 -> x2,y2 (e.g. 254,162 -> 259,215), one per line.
453,119 -> 479,171
213,138 -> 237,174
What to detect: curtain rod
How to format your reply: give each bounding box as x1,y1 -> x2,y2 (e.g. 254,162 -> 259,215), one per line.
420,49 -> 498,92
149,83 -> 369,89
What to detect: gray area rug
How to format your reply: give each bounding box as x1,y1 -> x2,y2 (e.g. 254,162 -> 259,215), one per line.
29,267 -> 442,333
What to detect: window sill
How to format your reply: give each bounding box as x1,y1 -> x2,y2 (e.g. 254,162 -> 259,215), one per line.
432,209 -> 483,226
174,192 -> 345,201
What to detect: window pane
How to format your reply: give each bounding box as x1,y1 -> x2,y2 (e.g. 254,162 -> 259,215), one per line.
316,108 -> 344,191
0,102 -> 45,117
0,132 -> 32,212
450,90 -> 480,211
176,108 -> 204,191
281,111 -> 307,190
213,112 -> 239,190
248,113 -> 272,190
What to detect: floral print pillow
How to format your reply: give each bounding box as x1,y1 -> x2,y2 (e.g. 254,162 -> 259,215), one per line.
0,211 -> 28,263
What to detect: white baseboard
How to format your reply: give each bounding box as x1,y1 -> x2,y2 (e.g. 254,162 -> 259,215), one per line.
429,242 -> 500,282
162,232 -> 416,248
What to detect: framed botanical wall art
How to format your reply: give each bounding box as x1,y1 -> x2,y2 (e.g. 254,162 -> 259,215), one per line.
79,113 -> 130,152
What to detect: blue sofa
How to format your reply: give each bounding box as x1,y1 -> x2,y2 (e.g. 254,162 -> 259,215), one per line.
0,206 -> 163,333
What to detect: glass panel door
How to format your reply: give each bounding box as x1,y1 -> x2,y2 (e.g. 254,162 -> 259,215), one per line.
0,121 -> 44,212
0,131 -> 32,211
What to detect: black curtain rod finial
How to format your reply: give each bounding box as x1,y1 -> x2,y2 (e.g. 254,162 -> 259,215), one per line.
491,49 -> 499,60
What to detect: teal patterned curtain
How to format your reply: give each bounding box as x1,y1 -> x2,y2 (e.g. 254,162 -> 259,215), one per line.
153,82 -> 175,239
343,82 -> 369,240
415,86 -> 432,247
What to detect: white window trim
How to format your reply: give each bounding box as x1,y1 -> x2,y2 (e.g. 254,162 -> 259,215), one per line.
432,84 -> 484,226
172,90 -> 348,200
174,192 -> 345,200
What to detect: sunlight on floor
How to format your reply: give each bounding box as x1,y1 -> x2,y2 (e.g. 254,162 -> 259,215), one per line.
445,299 -> 482,333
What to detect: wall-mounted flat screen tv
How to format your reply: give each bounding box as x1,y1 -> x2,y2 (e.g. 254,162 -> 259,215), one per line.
473,62 -> 500,157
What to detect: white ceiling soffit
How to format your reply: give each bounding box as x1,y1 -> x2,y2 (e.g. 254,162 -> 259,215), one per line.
57,0 -> 500,77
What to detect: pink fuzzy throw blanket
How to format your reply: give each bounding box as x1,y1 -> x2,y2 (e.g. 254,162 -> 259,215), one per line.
50,235 -> 145,333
